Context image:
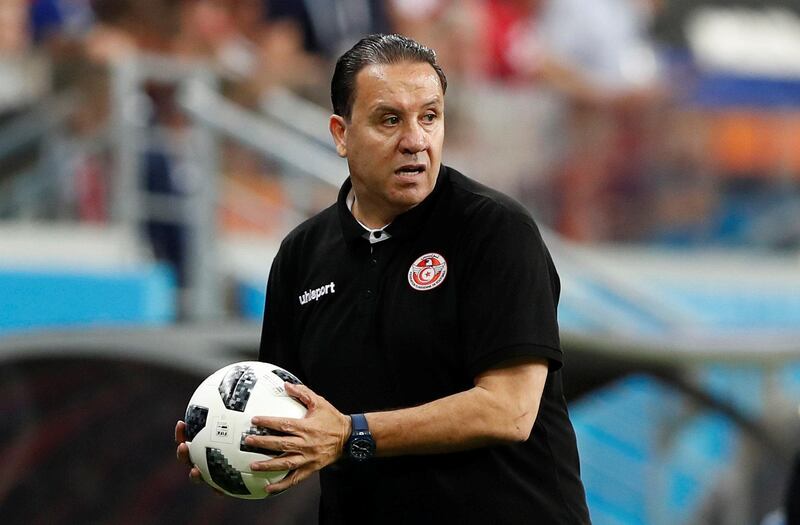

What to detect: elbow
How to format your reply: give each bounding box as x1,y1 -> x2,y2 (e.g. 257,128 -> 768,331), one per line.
507,413 -> 536,443
476,384 -> 541,444
506,392 -> 540,442
493,408 -> 537,444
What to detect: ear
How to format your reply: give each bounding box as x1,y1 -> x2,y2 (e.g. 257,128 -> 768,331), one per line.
329,115 -> 348,158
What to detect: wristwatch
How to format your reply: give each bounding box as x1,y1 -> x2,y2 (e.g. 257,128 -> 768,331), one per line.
345,413 -> 376,462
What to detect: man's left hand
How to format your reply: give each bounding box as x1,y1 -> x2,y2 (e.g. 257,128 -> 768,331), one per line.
246,382 -> 351,494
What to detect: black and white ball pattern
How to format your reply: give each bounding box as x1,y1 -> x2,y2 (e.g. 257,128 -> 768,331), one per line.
183,361 -> 306,499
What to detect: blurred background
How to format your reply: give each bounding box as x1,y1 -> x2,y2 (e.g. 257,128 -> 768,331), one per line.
1,0 -> 800,523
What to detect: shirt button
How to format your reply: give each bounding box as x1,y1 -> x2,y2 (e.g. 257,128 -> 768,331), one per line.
365,289 -> 373,297
370,258 -> 377,265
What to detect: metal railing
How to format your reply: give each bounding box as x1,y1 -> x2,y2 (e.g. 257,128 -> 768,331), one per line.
0,92 -> 79,218
107,53 -> 347,321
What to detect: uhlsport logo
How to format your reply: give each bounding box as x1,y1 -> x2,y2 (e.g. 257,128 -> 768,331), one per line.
408,253 -> 447,291
298,281 -> 336,305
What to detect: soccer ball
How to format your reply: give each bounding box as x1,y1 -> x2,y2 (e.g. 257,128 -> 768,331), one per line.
183,361 -> 307,499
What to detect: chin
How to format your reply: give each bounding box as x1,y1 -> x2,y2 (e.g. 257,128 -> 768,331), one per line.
390,188 -> 430,209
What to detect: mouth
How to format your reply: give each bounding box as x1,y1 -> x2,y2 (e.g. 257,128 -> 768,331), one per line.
395,164 -> 426,176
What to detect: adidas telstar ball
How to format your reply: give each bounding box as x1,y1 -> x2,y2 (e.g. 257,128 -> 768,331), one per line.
183,361 -> 307,499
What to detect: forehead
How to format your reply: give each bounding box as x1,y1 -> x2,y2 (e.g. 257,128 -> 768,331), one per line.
352,61 -> 443,111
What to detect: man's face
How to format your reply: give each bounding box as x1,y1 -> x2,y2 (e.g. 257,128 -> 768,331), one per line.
330,61 -> 445,224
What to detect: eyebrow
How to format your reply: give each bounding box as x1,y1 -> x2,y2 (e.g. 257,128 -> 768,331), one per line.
370,97 -> 443,114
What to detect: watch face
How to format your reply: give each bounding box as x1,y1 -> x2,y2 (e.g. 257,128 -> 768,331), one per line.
350,437 -> 375,460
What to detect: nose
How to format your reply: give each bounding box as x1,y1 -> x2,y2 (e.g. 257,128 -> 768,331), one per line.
398,120 -> 427,155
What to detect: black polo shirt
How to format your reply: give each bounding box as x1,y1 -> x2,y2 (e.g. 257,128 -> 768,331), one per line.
259,165 -> 590,524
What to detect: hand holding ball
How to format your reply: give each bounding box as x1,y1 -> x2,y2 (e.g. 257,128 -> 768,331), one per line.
182,361 -> 307,499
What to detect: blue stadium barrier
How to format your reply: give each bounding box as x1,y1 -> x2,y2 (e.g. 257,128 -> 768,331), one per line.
572,376 -> 679,524
0,264 -> 176,334
698,364 -> 766,417
571,375 -> 740,525
691,73 -> 800,109
652,281 -> 800,331
778,362 -> 800,402
659,413 -> 738,524
239,282 -> 267,321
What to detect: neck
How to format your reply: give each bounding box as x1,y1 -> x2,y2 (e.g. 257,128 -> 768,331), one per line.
352,197 -> 395,229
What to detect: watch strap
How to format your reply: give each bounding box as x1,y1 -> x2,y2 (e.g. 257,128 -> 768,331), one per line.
350,413 -> 369,434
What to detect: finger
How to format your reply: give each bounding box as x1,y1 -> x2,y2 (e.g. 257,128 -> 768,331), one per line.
250,454 -> 303,473
250,416 -> 300,435
189,467 -> 203,484
177,442 -> 192,465
245,434 -> 300,454
284,382 -> 315,408
265,468 -> 309,494
175,420 -> 186,443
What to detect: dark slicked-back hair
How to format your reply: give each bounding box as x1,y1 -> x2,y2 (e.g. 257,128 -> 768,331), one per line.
331,34 -> 448,120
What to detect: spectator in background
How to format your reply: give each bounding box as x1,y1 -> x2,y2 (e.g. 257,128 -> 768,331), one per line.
490,0 -> 665,241
90,0 -> 178,54
81,1 -> 138,63
77,0 -> 321,287
386,0 -> 484,80
264,0 -> 391,59
1,0 -> 49,117
477,0 -> 662,102
29,0 -> 95,44
540,0 -> 665,242
538,0 -> 663,100
173,0 -> 262,79
166,0 -> 326,103
481,0 -> 541,82
1,0 -> 29,54
0,0 -> 49,209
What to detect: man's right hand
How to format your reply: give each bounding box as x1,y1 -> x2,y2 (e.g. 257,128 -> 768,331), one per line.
175,420 -> 204,484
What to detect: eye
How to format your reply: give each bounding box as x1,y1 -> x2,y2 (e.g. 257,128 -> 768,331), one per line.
422,112 -> 437,123
384,115 -> 400,126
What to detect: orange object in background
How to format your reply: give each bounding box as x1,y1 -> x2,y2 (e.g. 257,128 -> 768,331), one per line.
707,111 -> 800,177
219,171 -> 287,235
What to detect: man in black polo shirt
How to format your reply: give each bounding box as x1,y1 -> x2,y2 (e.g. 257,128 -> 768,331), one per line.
177,33 -> 589,523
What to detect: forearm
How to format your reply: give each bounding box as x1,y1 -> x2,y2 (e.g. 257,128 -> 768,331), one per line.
244,360 -> 548,493
366,359 -> 548,457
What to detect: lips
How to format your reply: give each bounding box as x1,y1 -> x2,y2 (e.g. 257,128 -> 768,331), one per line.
395,164 -> 426,175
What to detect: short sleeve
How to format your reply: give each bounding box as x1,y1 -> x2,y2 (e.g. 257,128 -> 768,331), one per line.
457,205 -> 563,378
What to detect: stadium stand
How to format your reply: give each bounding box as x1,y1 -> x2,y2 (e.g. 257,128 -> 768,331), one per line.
2,2 -> 800,523
0,223 -> 175,334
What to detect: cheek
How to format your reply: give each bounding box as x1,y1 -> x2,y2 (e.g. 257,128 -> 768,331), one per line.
430,129 -> 444,156
354,133 -> 394,160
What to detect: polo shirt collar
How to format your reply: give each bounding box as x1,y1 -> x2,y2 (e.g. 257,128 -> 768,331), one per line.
337,164 -> 448,246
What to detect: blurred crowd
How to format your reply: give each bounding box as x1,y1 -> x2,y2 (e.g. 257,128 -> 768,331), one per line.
1,0 -> 799,251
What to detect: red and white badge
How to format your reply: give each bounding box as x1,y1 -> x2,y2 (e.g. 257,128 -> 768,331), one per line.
408,253 -> 447,291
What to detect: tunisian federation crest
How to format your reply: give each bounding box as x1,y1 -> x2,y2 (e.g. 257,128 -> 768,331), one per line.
408,253 -> 448,291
